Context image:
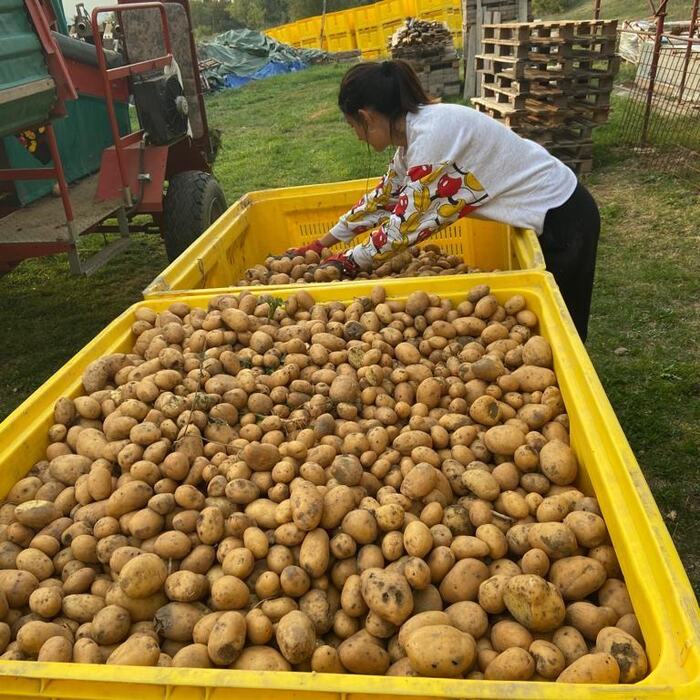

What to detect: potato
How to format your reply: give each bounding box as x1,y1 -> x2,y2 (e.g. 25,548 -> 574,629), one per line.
337,631 -> 390,674
503,574 -> 566,632
403,521 -> 433,558
397,611 -> 450,651
511,365 -> 556,392
299,528 -> 329,579
62,594 -> 104,623
233,646 -> 292,671
563,511 -> 607,548
172,643 -> 212,668
311,645 -> 346,673
527,523 -> 578,560
29,587 -> 63,619
360,568 -> 413,625
491,620 -> 533,652
14,500 -> 60,529
119,553 -> 167,598
565,602 -> 617,640
38,635 -> 73,662
598,578 -> 634,617
549,556 -> 607,600
529,640 -> 566,679
439,558 -> 489,604
596,627 -> 648,682
616,613 -> 643,644
552,626 -> 588,666
276,610 -> 315,664
73,638 -> 102,664
154,602 -> 206,642
211,575 -> 250,610
483,425 -> 526,455
49,455 -> 91,485
91,605 -> 131,645
106,634 -> 161,666
165,571 -> 209,602
538,440 -> 578,486
445,601 -> 488,639
405,625 -> 475,678
208,611 -> 246,666
556,652 -> 620,684
484,648 -> 535,680
478,575 -> 510,614
462,470 -> 500,501
17,621 -> 72,655
291,480 -> 323,532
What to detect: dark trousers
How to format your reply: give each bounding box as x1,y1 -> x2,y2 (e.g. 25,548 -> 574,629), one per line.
540,182 -> 601,342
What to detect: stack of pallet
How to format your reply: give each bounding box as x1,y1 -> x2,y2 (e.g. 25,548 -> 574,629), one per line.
472,20 -> 619,174
390,18 -> 460,97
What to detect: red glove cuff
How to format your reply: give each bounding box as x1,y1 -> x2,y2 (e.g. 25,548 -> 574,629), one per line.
321,252 -> 360,279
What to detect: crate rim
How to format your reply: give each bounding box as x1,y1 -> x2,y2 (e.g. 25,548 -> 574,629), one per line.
142,178 -> 545,298
0,270 -> 698,697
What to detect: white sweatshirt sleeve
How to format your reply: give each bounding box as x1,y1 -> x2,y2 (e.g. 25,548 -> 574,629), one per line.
344,161 -> 489,270
329,151 -> 407,242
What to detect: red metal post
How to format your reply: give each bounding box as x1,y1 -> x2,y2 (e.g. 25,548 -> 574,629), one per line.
45,123 -> 74,224
641,0 -> 668,145
91,2 -> 173,206
678,0 -> 699,101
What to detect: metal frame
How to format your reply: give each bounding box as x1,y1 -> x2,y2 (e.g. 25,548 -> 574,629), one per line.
91,2 -> 174,207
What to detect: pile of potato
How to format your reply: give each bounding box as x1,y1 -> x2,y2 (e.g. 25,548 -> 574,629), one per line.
239,244 -> 474,285
0,284 -> 649,684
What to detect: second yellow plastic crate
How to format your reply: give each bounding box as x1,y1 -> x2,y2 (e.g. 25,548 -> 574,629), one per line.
143,178 -> 544,298
353,5 -> 384,58
323,10 -> 357,52
1,272 -> 698,698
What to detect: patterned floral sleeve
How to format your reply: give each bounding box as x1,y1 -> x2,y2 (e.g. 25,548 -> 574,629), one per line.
329,152 -> 407,243
344,162 -> 490,270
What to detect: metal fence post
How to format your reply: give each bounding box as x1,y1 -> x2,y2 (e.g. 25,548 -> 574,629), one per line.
641,0 -> 668,145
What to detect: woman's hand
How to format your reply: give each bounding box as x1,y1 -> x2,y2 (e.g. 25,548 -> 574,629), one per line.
319,252 -> 360,279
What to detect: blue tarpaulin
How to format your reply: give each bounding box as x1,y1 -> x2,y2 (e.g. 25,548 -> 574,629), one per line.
198,28 -> 326,90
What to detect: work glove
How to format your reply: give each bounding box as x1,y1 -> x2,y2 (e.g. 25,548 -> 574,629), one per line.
279,239 -> 324,258
319,251 -> 360,279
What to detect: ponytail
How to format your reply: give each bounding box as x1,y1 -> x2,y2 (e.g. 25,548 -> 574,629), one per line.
338,59 -> 433,123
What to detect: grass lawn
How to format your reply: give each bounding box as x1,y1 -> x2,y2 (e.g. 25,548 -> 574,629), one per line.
544,0 -> 695,20
0,64 -> 698,592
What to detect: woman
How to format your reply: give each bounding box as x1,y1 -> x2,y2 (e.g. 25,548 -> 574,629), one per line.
285,60 -> 600,341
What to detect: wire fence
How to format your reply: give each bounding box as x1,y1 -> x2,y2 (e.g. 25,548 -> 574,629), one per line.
616,28 -> 700,182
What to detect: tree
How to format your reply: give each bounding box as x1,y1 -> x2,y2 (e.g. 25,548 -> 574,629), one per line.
228,0 -> 290,29
287,0 -> 367,22
190,0 -> 242,38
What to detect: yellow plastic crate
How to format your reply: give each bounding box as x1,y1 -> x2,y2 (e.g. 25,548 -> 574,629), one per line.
1,271 -> 698,698
415,0 -> 464,48
323,11 -> 358,52
352,5 -> 384,57
296,16 -> 324,49
143,178 -> 544,298
378,0 -> 418,51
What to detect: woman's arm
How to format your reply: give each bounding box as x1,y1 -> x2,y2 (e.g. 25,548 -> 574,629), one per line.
327,153 -> 407,243
323,161 -> 489,275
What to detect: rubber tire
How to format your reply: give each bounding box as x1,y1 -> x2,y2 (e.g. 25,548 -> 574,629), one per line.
163,170 -> 227,261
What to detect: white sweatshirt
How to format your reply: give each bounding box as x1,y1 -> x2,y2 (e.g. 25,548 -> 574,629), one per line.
330,102 -> 578,270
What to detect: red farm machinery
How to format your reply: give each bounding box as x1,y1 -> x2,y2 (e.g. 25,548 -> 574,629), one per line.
0,0 -> 226,274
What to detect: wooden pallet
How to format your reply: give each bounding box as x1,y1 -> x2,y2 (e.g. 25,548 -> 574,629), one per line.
476,54 -> 619,78
481,83 -> 569,109
513,121 -> 596,141
483,19 -> 617,38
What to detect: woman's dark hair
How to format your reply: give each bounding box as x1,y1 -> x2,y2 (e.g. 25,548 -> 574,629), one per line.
338,59 -> 432,123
